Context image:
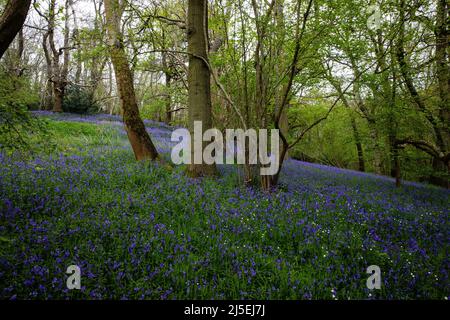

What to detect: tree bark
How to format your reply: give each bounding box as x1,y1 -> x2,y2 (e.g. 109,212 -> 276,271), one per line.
435,0 -> 449,152
432,0 -> 449,188
274,0 -> 289,161
390,140 -> 401,187
162,51 -> 172,124
0,0 -> 32,60
187,0 -> 217,177
350,114 -> 365,172
42,32 -> 53,110
104,0 -> 159,161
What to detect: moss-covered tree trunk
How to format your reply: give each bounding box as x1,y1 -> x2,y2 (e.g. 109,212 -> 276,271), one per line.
187,0 -> 216,177
0,0 -> 31,60
104,0 -> 159,161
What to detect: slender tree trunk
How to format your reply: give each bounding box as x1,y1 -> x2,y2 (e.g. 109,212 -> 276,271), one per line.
0,0 -> 32,59
42,32 -> 53,110
162,51 -> 172,124
390,139 -> 401,187
69,0 -> 82,86
274,0 -> 289,161
104,0 -> 159,161
187,0 -> 217,177
350,114 -> 365,172
368,121 -> 383,174
74,35 -> 82,85
165,72 -> 172,124
108,61 -> 115,115
48,0 -> 61,112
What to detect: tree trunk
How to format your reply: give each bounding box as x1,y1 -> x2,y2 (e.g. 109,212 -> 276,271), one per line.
368,120 -> 383,174
15,28 -> 24,77
0,0 -> 32,60
435,0 -> 449,151
51,0 -> 71,113
432,0 -> 449,188
53,88 -> 64,112
274,0 -> 289,161
104,0 -> 159,161
389,139 -> 401,187
394,146 -> 401,188
261,145 -> 287,191
70,0 -> 82,85
42,32 -> 53,111
187,0 -> 217,177
162,51 -> 172,124
165,72 -> 172,124
350,114 -> 365,172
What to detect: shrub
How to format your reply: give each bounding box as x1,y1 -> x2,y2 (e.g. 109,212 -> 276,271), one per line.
140,99 -> 165,121
0,69 -> 47,152
62,85 -> 99,114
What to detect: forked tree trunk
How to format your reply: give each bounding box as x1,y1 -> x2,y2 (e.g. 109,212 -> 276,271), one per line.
0,0 -> 32,60
104,0 -> 159,161
187,0 -> 217,177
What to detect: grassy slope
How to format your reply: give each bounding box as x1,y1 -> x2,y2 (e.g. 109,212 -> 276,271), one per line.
0,116 -> 448,299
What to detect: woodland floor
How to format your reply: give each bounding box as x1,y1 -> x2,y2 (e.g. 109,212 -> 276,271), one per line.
0,112 -> 448,299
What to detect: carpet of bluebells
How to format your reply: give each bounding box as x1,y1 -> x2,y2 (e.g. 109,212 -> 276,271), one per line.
0,112 -> 449,299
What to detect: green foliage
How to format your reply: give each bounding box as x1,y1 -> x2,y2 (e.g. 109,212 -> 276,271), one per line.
289,103 -> 357,168
140,99 -> 165,121
0,69 -> 45,152
62,85 -> 99,114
